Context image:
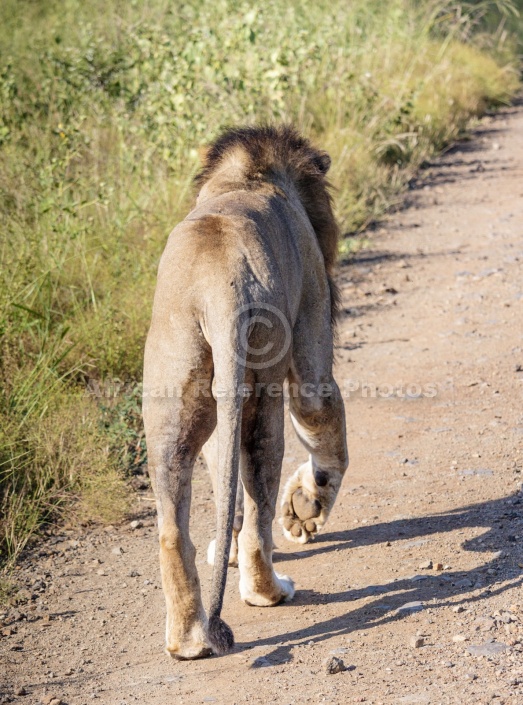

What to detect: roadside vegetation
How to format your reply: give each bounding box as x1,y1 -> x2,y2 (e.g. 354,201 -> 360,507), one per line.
0,0 -> 520,571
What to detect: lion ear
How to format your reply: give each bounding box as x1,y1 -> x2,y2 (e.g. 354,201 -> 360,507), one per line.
198,145 -> 211,165
313,151 -> 331,175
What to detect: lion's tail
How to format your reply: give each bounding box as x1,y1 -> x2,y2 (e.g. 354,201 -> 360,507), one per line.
207,314 -> 246,655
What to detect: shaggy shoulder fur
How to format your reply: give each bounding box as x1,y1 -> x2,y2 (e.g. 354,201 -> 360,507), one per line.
195,125 -> 340,320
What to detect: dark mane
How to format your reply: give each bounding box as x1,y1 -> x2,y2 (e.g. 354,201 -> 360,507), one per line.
195,125 -> 340,322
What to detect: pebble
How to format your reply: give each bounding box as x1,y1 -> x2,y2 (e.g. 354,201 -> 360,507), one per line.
14,686 -> 26,696
41,696 -> 62,705
455,578 -> 473,589
453,605 -> 466,613
453,635 -> 468,643
410,636 -> 424,648
464,672 -> 477,681
130,520 -> 143,530
397,601 -> 424,614
111,546 -> 124,556
324,656 -> 347,674
474,617 -> 495,631
419,560 -> 433,570
434,562 -> 444,571
467,641 -> 508,657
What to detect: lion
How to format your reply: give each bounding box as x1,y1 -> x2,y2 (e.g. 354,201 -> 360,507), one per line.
142,125 -> 348,660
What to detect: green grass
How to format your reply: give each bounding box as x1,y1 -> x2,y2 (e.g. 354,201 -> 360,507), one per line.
0,0 -> 520,573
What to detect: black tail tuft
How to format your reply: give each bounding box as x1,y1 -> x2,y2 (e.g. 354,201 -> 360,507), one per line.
208,615 -> 234,655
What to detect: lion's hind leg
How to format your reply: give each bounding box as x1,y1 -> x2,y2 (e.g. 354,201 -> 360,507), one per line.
143,356 -> 216,659
238,393 -> 295,607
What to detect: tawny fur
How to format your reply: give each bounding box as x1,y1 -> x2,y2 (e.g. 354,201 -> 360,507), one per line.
196,125 -> 341,322
143,124 -> 348,660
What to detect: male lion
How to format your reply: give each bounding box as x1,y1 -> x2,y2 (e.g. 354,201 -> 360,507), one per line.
143,125 -> 348,660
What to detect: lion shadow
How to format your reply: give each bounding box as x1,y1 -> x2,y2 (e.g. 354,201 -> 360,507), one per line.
240,490 -> 522,665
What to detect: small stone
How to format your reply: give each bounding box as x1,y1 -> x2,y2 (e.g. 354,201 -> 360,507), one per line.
14,686 -> 27,696
410,636 -> 424,648
324,656 -> 347,674
96,569 -> 106,576
455,578 -> 473,589
453,635 -> 467,643
419,560 -> 433,570
467,641 -> 508,657
130,520 -> 143,530
453,605 -> 465,613
41,697 -> 62,705
464,672 -> 477,681
474,617 -> 495,632
397,601 -> 424,614
111,546 -> 124,556
434,563 -> 444,571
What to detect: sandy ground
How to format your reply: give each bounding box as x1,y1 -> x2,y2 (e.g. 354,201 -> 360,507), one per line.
2,101 -> 523,705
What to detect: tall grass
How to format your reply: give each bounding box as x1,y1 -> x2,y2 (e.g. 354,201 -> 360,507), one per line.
0,0 -> 520,571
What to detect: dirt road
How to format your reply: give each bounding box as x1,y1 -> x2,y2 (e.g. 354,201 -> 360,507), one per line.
2,102 -> 523,705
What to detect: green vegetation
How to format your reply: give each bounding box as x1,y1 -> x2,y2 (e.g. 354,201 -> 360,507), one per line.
0,0 -> 520,570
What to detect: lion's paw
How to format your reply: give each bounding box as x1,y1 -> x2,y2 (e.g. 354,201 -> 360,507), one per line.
207,538 -> 239,568
280,462 -> 330,544
240,571 -> 295,607
275,572 -> 295,602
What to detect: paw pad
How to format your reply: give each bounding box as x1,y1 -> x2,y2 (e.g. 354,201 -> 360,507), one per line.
291,488 -> 321,521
